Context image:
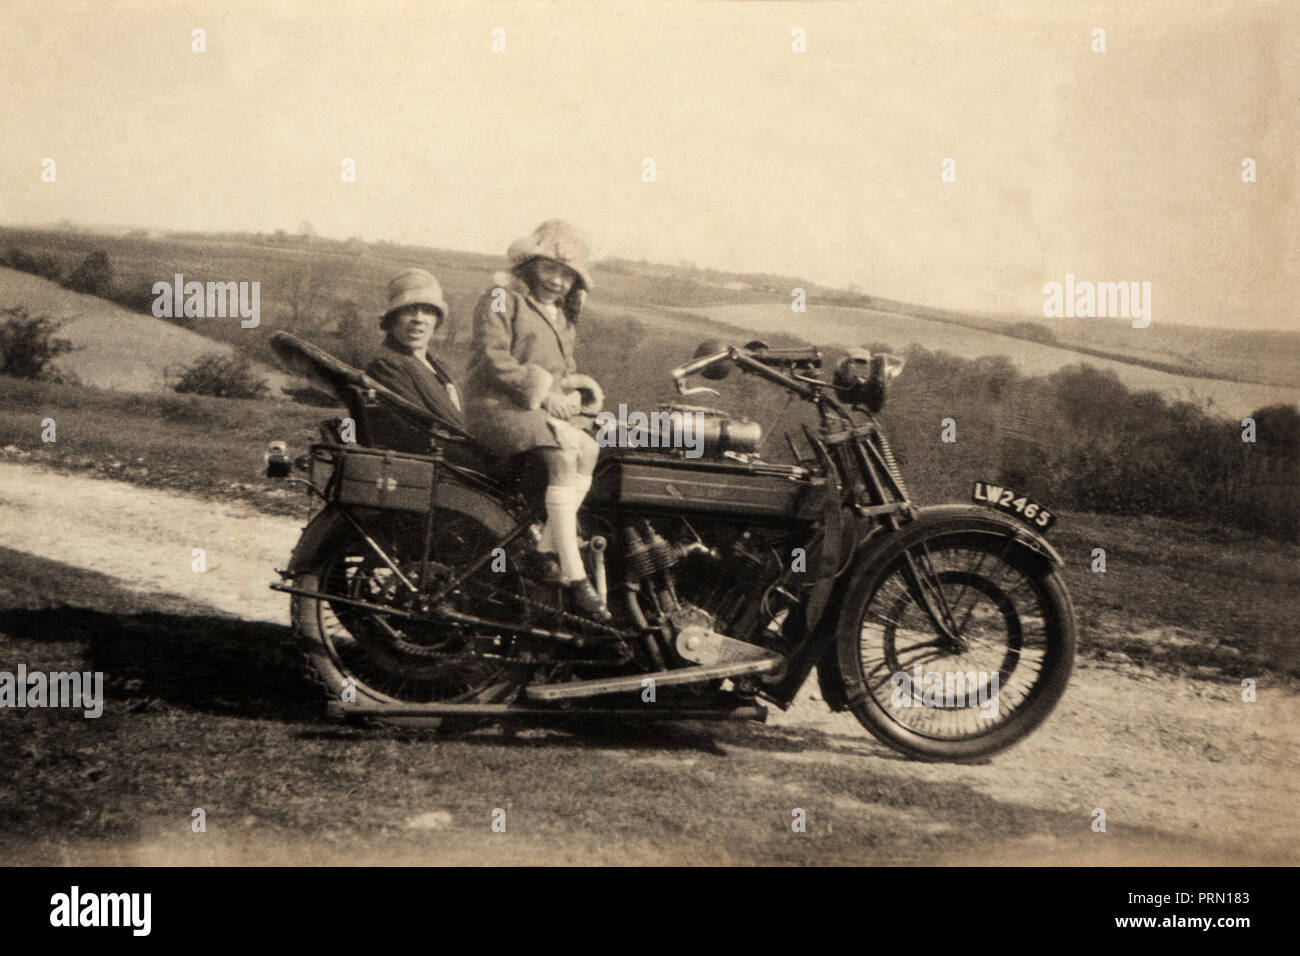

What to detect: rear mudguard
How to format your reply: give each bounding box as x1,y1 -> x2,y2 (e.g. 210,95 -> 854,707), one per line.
807,503 -> 1064,710
285,480 -> 518,575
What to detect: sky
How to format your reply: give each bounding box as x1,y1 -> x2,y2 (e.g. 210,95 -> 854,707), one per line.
1,0 -> 1295,329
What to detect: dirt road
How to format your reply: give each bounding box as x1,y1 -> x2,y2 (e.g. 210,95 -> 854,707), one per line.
1,460 -> 1296,864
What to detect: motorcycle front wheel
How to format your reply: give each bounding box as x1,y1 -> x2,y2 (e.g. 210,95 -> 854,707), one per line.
833,530 -> 1075,761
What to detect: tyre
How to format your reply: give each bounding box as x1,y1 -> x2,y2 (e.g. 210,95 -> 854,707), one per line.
291,507 -> 536,724
834,530 -> 1075,761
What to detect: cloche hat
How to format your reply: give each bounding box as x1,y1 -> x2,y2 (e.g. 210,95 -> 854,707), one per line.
507,219 -> 594,292
380,268 -> 449,330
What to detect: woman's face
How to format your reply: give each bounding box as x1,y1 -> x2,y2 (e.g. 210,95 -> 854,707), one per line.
388,304 -> 440,354
527,258 -> 578,305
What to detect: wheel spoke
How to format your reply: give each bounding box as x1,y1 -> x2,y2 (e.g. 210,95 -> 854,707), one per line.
305,512 -> 539,705
850,534 -> 1070,748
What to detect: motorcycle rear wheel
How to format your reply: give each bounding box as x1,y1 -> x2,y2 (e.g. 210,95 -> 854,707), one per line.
291,509 -> 536,724
834,530 -> 1075,761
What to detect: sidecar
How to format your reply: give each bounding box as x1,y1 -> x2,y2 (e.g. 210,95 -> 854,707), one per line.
266,331 -> 547,497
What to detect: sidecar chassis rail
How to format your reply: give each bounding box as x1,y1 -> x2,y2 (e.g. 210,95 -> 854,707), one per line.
270,581 -> 598,646
329,701 -> 769,722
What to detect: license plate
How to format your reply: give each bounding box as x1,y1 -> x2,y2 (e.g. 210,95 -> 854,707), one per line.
972,481 -> 1056,531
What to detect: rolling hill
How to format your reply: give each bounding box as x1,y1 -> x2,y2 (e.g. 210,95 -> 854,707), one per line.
1,224 -> 1295,419
0,267 -> 291,394
677,303 -> 1300,420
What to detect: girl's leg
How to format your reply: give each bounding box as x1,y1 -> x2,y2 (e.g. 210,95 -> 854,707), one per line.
538,446 -> 577,489
572,432 -> 599,503
536,434 -> 609,619
536,447 -> 586,583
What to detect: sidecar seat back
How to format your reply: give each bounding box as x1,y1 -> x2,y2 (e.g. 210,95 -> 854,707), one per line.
269,332 -> 542,494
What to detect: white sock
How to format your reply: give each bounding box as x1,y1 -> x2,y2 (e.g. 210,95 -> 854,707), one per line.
543,485 -> 586,582
573,473 -> 592,504
537,483 -> 568,555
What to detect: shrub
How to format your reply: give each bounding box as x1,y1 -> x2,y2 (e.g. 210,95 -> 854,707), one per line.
844,343 -> 1299,541
1003,321 -> 1058,345
0,307 -> 81,383
645,275 -> 736,308
331,302 -> 376,368
158,394 -> 227,425
104,278 -> 163,314
1250,404 -> 1300,452
4,247 -> 64,282
62,250 -> 114,296
170,352 -> 269,400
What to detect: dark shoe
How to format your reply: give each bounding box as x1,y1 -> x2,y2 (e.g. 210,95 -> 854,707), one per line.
565,578 -> 611,621
519,550 -> 563,584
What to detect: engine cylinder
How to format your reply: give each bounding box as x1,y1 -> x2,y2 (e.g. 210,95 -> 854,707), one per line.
622,525 -> 656,580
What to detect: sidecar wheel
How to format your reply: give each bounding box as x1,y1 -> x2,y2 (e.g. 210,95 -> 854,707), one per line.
834,531 -> 1075,761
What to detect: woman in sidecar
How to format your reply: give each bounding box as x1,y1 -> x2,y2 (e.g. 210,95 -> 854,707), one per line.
464,220 -> 609,620
364,268 -> 467,442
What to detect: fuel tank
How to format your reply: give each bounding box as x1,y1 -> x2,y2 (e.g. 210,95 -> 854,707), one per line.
589,451 -> 827,522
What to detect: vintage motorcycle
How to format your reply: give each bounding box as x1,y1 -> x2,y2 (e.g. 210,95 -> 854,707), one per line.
266,332 -> 1075,760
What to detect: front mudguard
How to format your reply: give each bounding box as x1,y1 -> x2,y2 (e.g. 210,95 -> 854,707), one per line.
864,503 -> 1064,570
813,503 -> 1065,711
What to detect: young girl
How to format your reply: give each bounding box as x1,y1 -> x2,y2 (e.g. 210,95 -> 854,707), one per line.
464,220 -> 608,620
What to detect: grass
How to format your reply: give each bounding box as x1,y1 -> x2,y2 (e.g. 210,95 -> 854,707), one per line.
0,376 -> 326,515
1050,511 -> 1300,679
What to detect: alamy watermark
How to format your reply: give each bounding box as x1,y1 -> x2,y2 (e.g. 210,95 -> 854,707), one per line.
890,665 -> 1000,718
152,273 -> 260,328
1042,273 -> 1151,328
594,404 -> 706,458
0,665 -> 103,718
50,886 -> 150,936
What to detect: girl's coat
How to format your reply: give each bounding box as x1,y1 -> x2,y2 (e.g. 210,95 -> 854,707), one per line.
465,275 -> 589,457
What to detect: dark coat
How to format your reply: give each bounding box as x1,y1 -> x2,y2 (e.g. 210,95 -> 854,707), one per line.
464,279 -> 589,457
364,339 -> 467,450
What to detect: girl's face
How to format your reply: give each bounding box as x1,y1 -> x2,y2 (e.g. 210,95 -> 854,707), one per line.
388,304 -> 440,354
526,258 -> 578,305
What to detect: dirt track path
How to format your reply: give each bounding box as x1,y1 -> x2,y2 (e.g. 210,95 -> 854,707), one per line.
1,460 -> 1296,864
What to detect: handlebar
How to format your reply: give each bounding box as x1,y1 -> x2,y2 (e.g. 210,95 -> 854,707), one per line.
746,346 -> 823,370
670,347 -> 732,392
671,343 -> 827,400
672,342 -> 905,415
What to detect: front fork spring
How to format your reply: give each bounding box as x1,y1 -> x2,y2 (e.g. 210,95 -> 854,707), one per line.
874,429 -> 909,501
